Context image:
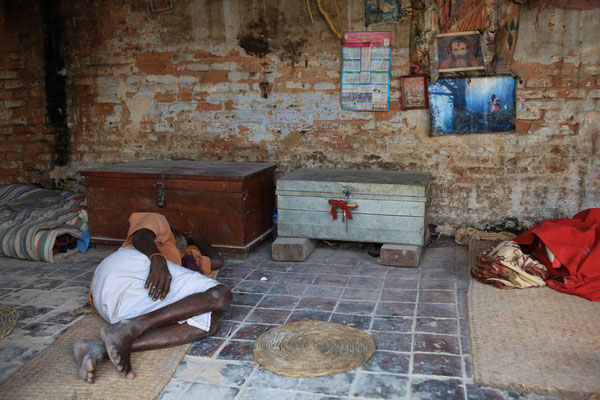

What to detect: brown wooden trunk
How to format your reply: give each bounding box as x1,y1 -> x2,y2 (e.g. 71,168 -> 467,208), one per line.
81,160 -> 277,257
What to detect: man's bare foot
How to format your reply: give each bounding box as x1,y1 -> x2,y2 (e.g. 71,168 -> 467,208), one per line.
100,320 -> 140,379
73,340 -> 107,384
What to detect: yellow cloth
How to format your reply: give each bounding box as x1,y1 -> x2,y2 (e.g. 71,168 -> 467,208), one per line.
120,212 -> 182,265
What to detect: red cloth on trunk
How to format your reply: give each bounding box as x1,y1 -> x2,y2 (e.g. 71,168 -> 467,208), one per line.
514,208 -> 600,301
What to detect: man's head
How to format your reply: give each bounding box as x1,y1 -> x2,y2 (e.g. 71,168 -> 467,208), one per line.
170,226 -> 188,253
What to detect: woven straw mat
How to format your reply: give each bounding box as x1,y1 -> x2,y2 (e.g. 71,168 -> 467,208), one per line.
0,313 -> 190,400
0,305 -> 18,340
253,320 -> 376,378
467,239 -> 600,396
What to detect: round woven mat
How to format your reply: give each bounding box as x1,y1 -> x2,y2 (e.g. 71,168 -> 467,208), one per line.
0,305 -> 19,340
253,320 -> 376,377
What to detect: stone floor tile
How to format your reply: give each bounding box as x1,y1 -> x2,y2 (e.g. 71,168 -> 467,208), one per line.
294,393 -> 348,400
236,387 -> 296,400
268,283 -> 309,296
183,382 -> 239,399
319,265 -> 356,275
287,263 -> 326,274
409,378 -> 465,400
304,285 -> 343,298
297,372 -> 355,397
245,367 -> 299,390
370,331 -> 412,352
347,276 -> 383,289
386,267 -> 420,278
213,320 -> 240,339
341,287 -> 380,301
371,316 -> 413,333
187,337 -> 225,357
296,297 -> 338,312
313,274 -> 350,287
219,305 -> 253,322
22,278 -> 65,291
325,255 -> 361,267
234,281 -> 273,294
171,358 -> 254,385
412,353 -> 463,377
280,272 -> 317,284
420,280 -> 456,290
380,288 -> 418,302
351,372 -> 409,399
216,340 -> 254,361
246,270 -> 285,283
416,302 -> 458,318
287,310 -> 331,322
232,323 -> 274,341
361,350 -> 410,374
413,333 -> 461,354
246,308 -> 291,324
375,301 -> 415,317
334,300 -> 376,315
383,278 -> 419,290
419,289 -> 456,304
329,313 -> 372,330
352,265 -> 388,277
415,317 -> 459,335
465,384 -> 507,400
232,292 -> 264,306
257,294 -> 300,309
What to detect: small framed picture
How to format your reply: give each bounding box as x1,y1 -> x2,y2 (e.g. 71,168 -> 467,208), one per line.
437,31 -> 484,73
150,0 -> 173,12
401,74 -> 429,110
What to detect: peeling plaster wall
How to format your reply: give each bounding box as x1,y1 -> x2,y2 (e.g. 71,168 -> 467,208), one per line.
1,0 -> 598,228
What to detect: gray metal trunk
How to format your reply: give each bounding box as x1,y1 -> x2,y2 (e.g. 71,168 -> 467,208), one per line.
276,168 -> 431,246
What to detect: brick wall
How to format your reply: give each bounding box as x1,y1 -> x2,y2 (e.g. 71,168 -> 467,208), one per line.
0,0 -> 598,228
0,1 -> 54,186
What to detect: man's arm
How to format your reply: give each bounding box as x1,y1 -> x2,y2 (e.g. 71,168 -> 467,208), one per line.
132,228 -> 171,300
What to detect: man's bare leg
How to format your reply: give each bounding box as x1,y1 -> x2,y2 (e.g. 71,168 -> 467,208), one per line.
73,316 -> 216,384
101,285 -> 231,378
73,340 -> 107,383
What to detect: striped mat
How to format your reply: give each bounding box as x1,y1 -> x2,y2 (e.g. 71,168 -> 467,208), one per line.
0,184 -> 88,263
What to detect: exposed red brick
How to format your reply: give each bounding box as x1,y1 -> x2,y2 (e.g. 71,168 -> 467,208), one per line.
516,120 -> 531,134
155,92 -> 177,102
200,71 -> 229,83
196,101 -> 222,111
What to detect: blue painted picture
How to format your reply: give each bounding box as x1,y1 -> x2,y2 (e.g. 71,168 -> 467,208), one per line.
428,76 -> 516,135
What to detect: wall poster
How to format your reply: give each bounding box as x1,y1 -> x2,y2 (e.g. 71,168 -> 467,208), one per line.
341,32 -> 391,111
428,76 -> 516,136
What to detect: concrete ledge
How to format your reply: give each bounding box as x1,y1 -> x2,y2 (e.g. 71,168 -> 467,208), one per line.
380,244 -> 422,267
271,237 -> 317,261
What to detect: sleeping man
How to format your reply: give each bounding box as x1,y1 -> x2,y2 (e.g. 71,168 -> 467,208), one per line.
73,212 -> 232,384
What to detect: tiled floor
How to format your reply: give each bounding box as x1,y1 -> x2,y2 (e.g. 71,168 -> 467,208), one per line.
0,239 -> 565,399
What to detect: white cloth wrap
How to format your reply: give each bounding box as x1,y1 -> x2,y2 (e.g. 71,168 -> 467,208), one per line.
90,247 -> 220,332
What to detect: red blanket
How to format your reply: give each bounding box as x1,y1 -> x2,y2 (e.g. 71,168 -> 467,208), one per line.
514,208 -> 600,301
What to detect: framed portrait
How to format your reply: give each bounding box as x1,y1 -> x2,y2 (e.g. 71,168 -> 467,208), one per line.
436,31 -> 484,73
428,76 -> 516,136
150,0 -> 173,12
400,74 -> 429,110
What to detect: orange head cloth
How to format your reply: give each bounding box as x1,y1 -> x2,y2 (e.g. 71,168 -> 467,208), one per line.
182,245 -> 212,275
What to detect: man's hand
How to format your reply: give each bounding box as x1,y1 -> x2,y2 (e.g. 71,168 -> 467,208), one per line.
145,255 -> 171,301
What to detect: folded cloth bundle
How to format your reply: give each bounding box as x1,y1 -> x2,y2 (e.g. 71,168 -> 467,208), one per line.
472,240 -> 549,289
181,245 -> 211,275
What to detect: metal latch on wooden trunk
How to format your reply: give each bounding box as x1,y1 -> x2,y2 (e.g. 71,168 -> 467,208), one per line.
156,183 -> 166,208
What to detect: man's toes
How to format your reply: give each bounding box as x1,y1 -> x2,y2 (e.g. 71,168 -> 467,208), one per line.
125,370 -> 135,379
